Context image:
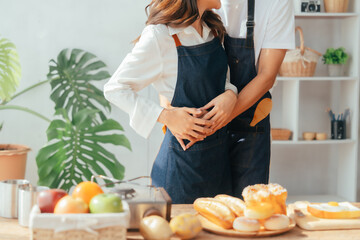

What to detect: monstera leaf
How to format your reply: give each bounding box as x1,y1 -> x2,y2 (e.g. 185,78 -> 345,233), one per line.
0,36 -> 21,102
36,109 -> 131,191
47,49 -> 111,120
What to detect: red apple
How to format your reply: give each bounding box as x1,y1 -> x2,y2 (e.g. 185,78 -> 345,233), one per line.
37,189 -> 68,213
54,196 -> 89,214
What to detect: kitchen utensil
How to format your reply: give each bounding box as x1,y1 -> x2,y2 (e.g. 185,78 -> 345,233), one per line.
92,175 -> 172,229
198,215 -> 295,237
0,179 -> 29,218
250,98 -> 272,127
326,108 -> 335,121
18,185 -> 49,227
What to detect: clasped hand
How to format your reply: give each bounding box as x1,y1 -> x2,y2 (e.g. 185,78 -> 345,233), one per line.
165,90 -> 237,151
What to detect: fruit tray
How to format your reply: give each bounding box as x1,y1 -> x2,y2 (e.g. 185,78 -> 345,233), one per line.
29,201 -> 130,240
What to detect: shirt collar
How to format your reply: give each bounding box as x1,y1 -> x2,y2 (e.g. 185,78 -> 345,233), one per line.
168,23 -> 212,40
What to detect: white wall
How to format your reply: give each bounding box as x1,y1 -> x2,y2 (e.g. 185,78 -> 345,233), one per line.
0,0 -> 164,185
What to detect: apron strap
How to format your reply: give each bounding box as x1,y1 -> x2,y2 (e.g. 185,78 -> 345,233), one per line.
172,34 -> 182,47
172,28 -> 219,47
246,0 -> 255,48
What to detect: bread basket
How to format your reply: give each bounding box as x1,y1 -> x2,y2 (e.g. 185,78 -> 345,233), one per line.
279,27 -> 322,77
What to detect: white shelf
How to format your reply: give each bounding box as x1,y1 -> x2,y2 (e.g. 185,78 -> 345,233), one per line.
271,2 -> 360,201
295,13 -> 359,18
287,195 -> 349,204
277,76 -> 358,81
272,139 -> 356,145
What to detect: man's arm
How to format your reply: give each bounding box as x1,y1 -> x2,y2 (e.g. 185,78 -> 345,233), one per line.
229,48 -> 286,120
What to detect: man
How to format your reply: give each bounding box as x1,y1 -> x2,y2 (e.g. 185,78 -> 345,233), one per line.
217,0 -> 295,197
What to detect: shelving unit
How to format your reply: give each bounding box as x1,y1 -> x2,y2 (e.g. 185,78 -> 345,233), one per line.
270,2 -> 360,203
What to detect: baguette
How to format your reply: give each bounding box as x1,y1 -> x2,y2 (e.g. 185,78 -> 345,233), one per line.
193,198 -> 235,229
215,194 -> 246,217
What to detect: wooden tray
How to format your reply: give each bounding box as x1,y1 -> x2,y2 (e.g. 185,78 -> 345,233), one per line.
289,202 -> 360,231
198,215 -> 296,238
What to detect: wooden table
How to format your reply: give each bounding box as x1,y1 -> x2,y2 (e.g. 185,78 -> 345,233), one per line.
1,204 -> 360,240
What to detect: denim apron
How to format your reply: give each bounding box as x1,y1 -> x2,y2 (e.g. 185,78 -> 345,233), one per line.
151,30 -> 232,204
224,0 -> 271,197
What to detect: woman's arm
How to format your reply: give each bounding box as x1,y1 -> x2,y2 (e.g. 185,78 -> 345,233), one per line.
104,26 -> 213,139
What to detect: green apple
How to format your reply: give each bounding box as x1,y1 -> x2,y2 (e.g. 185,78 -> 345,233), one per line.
89,193 -> 123,213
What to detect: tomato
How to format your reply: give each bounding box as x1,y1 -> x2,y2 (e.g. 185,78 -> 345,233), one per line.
54,196 -> 89,214
72,181 -> 104,205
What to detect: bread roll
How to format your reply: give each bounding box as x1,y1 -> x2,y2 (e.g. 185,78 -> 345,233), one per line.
233,217 -> 261,232
244,202 -> 274,220
268,183 -> 288,215
193,198 -> 235,229
263,214 -> 290,230
215,194 -> 246,217
242,183 -> 287,215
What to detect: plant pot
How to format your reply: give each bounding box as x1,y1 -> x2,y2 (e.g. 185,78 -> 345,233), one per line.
0,144 -> 30,181
327,64 -> 344,77
324,0 -> 349,13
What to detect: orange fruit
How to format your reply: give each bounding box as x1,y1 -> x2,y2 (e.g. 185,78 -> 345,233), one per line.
54,195 -> 89,214
72,181 -> 104,205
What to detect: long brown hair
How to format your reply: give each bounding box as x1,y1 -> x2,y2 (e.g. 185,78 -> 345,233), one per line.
136,0 -> 226,42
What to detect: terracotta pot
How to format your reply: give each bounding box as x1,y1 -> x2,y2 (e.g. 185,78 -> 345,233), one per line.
324,0 -> 349,13
0,144 -> 30,181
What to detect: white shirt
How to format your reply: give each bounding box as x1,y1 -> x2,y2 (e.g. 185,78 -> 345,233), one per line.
104,24 -> 237,139
217,0 -> 296,64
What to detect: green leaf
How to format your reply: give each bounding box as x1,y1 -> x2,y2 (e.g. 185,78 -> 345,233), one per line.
322,47 -> 349,65
0,36 -> 21,102
47,48 -> 111,119
36,110 -> 131,191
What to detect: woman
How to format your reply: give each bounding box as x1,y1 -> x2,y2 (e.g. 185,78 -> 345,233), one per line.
104,0 -> 238,203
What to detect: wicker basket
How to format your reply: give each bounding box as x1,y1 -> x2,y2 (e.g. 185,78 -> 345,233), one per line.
279,27 -> 322,77
324,0 -> 349,13
271,128 -> 292,141
32,226 -> 126,240
30,201 -> 130,240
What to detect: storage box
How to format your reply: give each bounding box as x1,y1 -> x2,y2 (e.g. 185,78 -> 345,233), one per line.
29,201 -> 130,240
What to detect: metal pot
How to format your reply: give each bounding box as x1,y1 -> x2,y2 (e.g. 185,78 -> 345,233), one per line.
18,185 -> 49,227
0,179 -> 29,218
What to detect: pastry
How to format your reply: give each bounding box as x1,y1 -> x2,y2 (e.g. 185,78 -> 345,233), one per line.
244,202 -> 274,220
307,202 -> 360,219
193,198 -> 235,229
242,183 -> 287,215
233,216 -> 261,232
263,214 -> 290,230
215,194 -> 246,217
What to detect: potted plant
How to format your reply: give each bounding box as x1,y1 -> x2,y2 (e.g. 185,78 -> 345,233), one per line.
322,47 -> 349,77
35,49 -> 132,191
0,35 -> 130,187
0,36 -> 35,180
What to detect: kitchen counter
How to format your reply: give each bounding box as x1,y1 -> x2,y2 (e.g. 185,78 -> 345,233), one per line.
1,204 -> 360,240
